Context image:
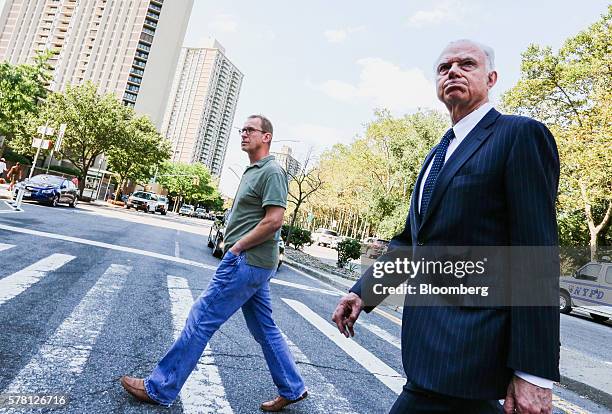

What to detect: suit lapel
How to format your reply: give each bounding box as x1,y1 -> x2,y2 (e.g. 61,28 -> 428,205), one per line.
418,109 -> 501,232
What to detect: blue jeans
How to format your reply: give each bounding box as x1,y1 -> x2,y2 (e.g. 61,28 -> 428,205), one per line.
144,251 -> 306,406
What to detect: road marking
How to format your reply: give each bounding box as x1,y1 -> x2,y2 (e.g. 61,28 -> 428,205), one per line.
282,298 -> 405,394
175,241 -> 180,258
0,223 -> 216,271
0,243 -> 15,252
167,275 -> 233,413
281,332 -> 358,414
271,278 -> 341,296
2,264 -> 130,395
360,321 -> 401,350
285,263 -> 403,325
552,395 -> 590,414
0,253 -> 76,305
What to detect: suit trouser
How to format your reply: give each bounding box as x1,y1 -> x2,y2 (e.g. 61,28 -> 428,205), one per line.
389,382 -> 503,414
144,250 -> 306,406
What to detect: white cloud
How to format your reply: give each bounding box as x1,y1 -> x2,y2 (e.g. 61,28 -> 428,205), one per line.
319,58 -> 442,113
209,14 -> 238,33
407,1 -> 468,28
324,26 -> 365,43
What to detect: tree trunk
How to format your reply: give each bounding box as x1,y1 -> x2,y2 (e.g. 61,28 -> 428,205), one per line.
286,201 -> 302,247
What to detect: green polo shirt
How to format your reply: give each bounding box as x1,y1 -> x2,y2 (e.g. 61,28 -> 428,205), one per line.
223,155 -> 288,269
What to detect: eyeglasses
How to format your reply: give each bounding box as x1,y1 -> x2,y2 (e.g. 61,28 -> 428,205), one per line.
238,127 -> 268,135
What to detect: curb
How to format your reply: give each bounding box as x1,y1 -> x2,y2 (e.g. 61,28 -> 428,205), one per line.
559,375 -> 612,410
286,258 -> 612,409
284,258 -> 355,292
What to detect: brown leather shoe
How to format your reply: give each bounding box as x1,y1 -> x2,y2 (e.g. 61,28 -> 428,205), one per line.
260,391 -> 308,412
120,376 -> 158,405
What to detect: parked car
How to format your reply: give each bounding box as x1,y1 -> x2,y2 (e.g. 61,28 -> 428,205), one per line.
126,191 -> 158,213
179,204 -> 195,217
207,212 -> 229,257
560,260 -> 612,322
13,174 -> 78,207
155,195 -> 168,215
311,228 -> 338,247
195,208 -> 207,219
361,237 -> 390,259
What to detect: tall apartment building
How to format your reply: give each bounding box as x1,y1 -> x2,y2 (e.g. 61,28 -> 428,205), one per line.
271,145 -> 301,178
0,0 -> 193,130
161,39 -> 243,177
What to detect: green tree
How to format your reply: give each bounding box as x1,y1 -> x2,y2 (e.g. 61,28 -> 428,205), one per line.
0,51 -> 53,147
309,109 -> 447,240
502,6 -> 612,260
156,162 -> 217,210
10,81 -> 129,196
107,114 -> 171,201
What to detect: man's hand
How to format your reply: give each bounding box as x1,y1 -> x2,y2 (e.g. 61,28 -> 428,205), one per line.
332,292 -> 363,338
503,375 -> 552,414
229,244 -> 242,255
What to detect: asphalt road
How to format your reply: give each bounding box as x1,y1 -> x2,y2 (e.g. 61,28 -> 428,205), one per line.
0,201 -> 609,413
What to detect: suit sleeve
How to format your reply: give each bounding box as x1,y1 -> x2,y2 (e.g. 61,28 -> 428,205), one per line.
350,213 -> 413,312
504,119 -> 560,382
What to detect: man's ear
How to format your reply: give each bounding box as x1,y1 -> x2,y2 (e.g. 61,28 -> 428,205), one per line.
263,133 -> 273,145
487,70 -> 498,89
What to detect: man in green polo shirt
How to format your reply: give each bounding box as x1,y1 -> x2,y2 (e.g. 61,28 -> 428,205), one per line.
121,115 -> 308,412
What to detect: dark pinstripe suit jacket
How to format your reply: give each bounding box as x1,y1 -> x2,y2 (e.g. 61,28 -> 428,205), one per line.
351,108 -> 560,399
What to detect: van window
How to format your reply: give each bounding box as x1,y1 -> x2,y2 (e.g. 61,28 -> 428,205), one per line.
577,264 -> 601,281
606,267 -> 612,284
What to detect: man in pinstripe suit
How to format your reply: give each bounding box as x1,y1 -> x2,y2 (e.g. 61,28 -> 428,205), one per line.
333,39 -> 560,413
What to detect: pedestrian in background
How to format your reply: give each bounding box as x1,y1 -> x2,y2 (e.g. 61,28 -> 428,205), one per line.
7,162 -> 21,191
0,157 -> 7,181
121,115 -> 308,412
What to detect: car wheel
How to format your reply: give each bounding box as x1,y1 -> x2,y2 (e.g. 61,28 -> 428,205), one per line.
590,313 -> 609,323
50,195 -> 59,207
559,291 -> 572,314
126,204 -> 130,209
69,197 -> 77,208
161,211 -> 167,216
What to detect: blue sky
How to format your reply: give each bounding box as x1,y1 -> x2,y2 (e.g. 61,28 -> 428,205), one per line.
181,0 -> 610,196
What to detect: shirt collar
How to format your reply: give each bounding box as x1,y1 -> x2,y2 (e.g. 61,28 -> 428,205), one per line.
452,102 -> 494,141
246,155 -> 275,170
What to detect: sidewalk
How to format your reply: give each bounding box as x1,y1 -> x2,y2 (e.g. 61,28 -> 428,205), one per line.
285,256 -> 612,409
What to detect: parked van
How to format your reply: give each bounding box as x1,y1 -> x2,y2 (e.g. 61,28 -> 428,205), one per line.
559,260 -> 612,323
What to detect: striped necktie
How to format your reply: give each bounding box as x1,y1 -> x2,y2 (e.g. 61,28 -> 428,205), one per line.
420,128 -> 455,216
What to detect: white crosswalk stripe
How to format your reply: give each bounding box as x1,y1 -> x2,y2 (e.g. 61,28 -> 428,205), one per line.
282,332 -> 359,414
282,298 -> 406,395
0,243 -> 15,252
2,264 -> 130,398
0,253 -> 75,305
167,275 -> 233,413
360,321 -> 402,350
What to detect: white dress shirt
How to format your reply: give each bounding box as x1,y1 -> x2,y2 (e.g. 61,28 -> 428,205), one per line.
416,101 -> 553,390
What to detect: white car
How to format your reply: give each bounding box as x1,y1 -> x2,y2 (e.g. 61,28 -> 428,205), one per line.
179,204 -> 195,217
126,191 -> 158,213
155,195 -> 168,215
311,228 -> 338,247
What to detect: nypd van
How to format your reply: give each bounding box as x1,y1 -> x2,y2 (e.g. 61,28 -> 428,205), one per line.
559,261 -> 612,323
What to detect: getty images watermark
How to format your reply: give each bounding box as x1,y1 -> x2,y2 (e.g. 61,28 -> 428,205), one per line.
371,257 -> 489,297
358,246 -> 563,308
